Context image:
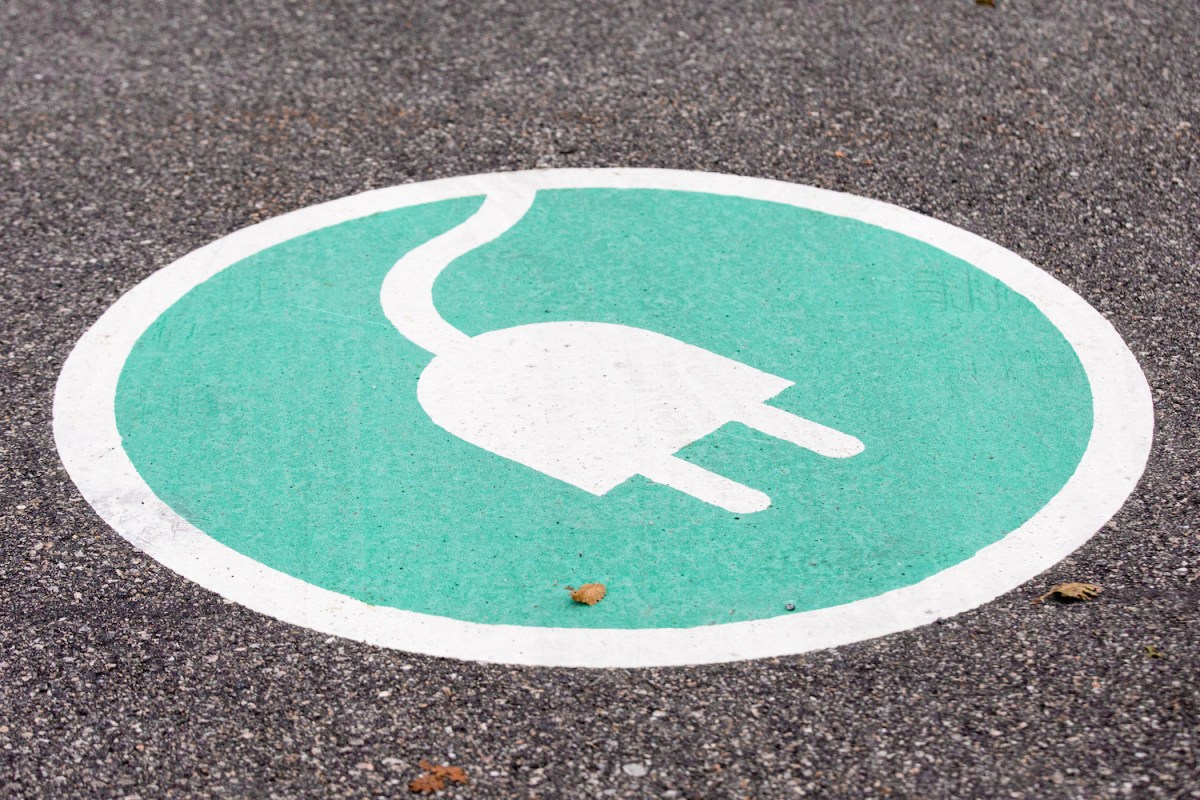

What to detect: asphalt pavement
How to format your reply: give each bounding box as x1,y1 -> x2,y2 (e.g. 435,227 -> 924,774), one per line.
1,1 -> 1198,797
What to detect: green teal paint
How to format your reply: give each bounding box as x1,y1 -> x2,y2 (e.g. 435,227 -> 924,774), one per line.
114,188 -> 1092,630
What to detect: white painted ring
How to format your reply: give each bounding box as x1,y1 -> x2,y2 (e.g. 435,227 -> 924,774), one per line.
53,169 -> 1154,667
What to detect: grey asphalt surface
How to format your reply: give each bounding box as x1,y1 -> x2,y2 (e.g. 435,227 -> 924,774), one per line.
2,1 -> 1198,797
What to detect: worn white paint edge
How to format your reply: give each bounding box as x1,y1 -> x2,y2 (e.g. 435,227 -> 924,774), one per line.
53,168 -> 1154,668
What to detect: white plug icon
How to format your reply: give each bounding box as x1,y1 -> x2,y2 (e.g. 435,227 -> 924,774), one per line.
380,179 -> 864,513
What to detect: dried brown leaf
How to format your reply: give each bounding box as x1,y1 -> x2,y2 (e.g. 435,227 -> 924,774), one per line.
409,761 -> 468,793
569,582 -> 607,606
408,774 -> 444,794
1033,582 -> 1103,604
976,0 -> 996,7
430,764 -> 469,785
1143,644 -> 1165,658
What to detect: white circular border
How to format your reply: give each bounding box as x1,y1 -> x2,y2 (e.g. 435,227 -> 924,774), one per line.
53,169 -> 1154,668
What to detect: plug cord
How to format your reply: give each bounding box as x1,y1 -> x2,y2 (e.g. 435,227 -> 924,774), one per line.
381,177 -> 537,356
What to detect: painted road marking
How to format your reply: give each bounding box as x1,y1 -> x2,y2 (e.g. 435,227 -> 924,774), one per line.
388,182 -> 863,512
53,169 -> 1153,667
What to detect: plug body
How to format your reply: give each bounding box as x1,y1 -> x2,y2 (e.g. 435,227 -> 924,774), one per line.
417,321 -> 862,513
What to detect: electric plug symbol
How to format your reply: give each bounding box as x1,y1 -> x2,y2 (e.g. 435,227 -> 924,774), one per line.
380,180 -> 864,513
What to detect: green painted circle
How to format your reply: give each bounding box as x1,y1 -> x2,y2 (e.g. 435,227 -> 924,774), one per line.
116,188 -> 1092,629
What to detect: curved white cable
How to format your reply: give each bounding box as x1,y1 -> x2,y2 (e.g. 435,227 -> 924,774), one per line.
380,180 -> 536,355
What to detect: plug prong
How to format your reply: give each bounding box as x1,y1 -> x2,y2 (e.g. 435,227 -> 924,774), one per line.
640,454 -> 771,514
736,403 -> 864,458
